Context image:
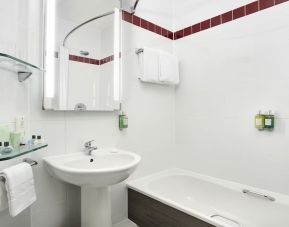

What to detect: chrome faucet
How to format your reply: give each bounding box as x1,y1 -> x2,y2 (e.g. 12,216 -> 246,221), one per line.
84,140 -> 98,155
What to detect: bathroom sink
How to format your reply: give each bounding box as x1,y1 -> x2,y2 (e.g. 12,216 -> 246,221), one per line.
43,148 -> 141,227
43,148 -> 141,187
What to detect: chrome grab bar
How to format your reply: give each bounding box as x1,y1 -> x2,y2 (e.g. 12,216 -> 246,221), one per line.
242,189 -> 275,202
0,158 -> 38,183
211,214 -> 243,227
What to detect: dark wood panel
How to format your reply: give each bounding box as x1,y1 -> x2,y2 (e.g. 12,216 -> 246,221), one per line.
128,188 -> 215,227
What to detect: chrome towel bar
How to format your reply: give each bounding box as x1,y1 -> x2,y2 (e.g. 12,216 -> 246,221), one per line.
211,214 -> 243,227
135,48 -> 144,55
242,189 -> 276,202
0,158 -> 38,183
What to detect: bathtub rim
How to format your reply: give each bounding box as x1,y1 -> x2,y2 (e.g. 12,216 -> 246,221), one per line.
127,168 -> 289,227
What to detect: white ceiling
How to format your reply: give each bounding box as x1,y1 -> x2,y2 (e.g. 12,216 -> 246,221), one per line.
57,0 -> 119,24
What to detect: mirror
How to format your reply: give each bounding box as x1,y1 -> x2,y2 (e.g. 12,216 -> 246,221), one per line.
43,0 -> 121,111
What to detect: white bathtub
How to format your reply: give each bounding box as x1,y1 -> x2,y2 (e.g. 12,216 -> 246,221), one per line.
127,169 -> 289,227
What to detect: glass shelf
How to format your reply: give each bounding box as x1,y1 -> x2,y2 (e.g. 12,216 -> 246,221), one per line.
0,144 -> 48,161
0,53 -> 42,82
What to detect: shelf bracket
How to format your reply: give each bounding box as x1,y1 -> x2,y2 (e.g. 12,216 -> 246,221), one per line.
18,71 -> 32,82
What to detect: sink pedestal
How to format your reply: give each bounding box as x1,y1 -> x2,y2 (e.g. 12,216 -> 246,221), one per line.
81,187 -> 111,227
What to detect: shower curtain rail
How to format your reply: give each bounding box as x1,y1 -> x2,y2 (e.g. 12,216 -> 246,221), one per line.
63,10 -> 115,46
131,0 -> 140,14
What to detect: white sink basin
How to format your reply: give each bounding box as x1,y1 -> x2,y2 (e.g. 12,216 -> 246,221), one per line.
43,148 -> 141,187
43,148 -> 141,227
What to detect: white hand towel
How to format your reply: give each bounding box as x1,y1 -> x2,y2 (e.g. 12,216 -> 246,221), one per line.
0,181 -> 8,212
138,47 -> 160,83
0,163 -> 36,217
159,51 -> 179,85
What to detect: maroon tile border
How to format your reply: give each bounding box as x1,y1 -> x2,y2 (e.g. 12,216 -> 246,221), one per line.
69,54 -> 114,65
122,0 -> 288,41
174,0 -> 288,40
122,11 -> 174,40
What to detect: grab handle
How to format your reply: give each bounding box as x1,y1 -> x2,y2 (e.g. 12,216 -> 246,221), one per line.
211,214 -> 243,227
242,189 -> 275,202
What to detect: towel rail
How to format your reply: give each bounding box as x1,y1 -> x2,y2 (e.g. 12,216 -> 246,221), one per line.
135,48 -> 144,55
0,158 -> 38,183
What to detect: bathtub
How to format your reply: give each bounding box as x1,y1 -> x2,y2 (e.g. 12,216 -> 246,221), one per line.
127,169 -> 289,227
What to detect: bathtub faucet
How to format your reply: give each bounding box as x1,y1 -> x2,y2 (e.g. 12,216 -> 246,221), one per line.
84,140 -> 98,155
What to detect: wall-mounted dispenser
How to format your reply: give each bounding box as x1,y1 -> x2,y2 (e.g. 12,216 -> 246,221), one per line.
264,111 -> 274,131
255,110 -> 274,131
255,111 -> 265,130
119,111 -> 128,130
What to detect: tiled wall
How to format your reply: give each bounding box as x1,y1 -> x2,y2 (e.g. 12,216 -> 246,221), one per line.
0,1 -> 175,227
174,0 -> 289,40
123,0 -> 289,40
122,11 -> 174,40
69,54 -> 114,65
174,1 -> 289,195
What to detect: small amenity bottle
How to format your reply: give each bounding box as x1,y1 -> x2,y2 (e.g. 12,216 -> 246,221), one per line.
28,135 -> 36,148
1,142 -> 13,154
34,136 -> 43,145
264,111 -> 274,131
119,111 -> 128,130
255,111 -> 265,130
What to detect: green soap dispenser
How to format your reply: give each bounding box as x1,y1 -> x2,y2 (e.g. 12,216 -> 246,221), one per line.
255,111 -> 265,130
264,111 -> 274,131
119,111 -> 128,130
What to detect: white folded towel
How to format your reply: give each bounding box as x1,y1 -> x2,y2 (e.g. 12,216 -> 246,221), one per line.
138,47 -> 160,83
0,181 -> 8,212
159,51 -> 179,85
0,163 -> 36,217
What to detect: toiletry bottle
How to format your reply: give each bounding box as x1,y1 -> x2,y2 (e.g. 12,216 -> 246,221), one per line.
1,142 -> 13,154
34,136 -> 43,145
255,111 -> 265,130
10,132 -> 21,151
119,111 -> 128,130
15,116 -> 26,144
28,135 -> 36,148
264,111 -> 274,131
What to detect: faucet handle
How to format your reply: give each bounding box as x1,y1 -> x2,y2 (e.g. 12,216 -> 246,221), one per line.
84,140 -> 95,148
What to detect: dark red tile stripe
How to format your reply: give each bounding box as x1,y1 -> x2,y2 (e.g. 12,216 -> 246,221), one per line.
122,11 -> 174,40
233,6 -> 245,20
69,55 -> 114,65
172,0 -> 289,40
259,0 -> 275,10
246,1 -> 259,15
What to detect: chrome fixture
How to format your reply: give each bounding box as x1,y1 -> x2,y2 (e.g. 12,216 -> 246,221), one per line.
242,189 -> 276,202
131,0 -> 140,14
135,48 -> 144,55
74,103 -> 87,111
63,11 -> 115,47
0,158 -> 38,183
84,140 -> 98,155
211,214 -> 243,227
80,50 -> 90,56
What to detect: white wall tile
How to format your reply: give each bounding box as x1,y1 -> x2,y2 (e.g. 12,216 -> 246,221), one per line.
174,3 -> 289,195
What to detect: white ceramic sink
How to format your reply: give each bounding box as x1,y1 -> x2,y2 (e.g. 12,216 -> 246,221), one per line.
43,148 -> 141,187
43,148 -> 141,227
